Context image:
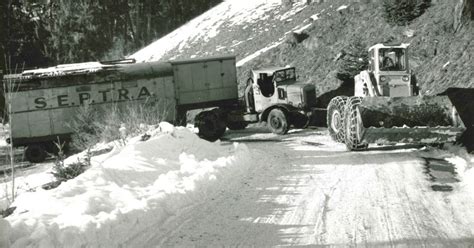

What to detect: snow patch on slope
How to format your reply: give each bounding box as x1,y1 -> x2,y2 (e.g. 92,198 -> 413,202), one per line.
130,0 -> 282,62
2,124 -> 251,247
237,20 -> 314,67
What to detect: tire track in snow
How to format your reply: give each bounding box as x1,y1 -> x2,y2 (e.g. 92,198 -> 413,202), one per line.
314,178 -> 341,245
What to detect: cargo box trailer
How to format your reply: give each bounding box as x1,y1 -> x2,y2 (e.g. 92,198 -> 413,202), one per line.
3,56 -> 239,162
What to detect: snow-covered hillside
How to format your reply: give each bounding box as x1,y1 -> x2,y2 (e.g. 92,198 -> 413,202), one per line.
130,0 -> 316,67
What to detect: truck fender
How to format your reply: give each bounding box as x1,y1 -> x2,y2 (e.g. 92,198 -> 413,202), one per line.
260,104 -> 298,122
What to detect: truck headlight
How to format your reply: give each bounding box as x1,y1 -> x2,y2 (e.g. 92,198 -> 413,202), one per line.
380,76 -> 387,82
402,75 -> 410,82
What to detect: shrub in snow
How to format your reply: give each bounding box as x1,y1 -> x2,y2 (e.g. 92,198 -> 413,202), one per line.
49,143 -> 91,188
69,99 -> 171,151
51,160 -> 88,184
382,0 -> 431,26
69,104 -> 101,151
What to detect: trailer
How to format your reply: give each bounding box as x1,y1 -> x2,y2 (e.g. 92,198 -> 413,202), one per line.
3,56 -> 240,162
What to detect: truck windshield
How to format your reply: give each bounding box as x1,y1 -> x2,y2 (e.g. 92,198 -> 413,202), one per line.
379,48 -> 407,71
273,68 -> 296,83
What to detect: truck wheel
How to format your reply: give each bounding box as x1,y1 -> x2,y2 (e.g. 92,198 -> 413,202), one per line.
195,110 -> 226,142
327,96 -> 348,143
267,108 -> 289,135
227,122 -> 248,130
25,144 -> 47,163
291,112 -> 309,129
344,97 -> 368,151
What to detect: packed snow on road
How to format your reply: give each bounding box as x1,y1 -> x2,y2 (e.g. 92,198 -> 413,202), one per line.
1,123 -> 474,247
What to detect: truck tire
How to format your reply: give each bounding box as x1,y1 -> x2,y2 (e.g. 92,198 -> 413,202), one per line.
344,97 -> 368,151
327,96 -> 348,143
267,108 -> 289,135
227,122 -> 248,130
195,110 -> 226,142
291,112 -> 309,129
25,143 -> 47,163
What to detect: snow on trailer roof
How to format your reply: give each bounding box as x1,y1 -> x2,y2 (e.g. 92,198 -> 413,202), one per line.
5,59 -> 137,81
21,62 -> 111,77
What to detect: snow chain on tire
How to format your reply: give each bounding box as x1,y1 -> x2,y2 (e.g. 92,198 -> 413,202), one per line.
344,97 -> 368,151
327,96 -> 348,143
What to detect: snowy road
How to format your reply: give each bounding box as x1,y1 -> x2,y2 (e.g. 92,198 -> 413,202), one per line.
129,128 -> 474,247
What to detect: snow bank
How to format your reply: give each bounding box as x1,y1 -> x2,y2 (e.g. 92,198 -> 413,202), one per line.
1,123 -> 251,247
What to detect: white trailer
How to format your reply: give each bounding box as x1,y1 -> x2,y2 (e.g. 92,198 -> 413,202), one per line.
3,56 -> 238,162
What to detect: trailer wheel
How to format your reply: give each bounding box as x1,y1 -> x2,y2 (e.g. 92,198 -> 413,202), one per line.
227,122 -> 248,130
327,96 -> 348,143
267,108 -> 289,135
195,110 -> 226,142
25,143 -> 47,163
344,97 -> 368,151
291,112 -> 309,129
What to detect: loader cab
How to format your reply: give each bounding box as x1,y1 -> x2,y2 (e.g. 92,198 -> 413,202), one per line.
357,43 -> 416,98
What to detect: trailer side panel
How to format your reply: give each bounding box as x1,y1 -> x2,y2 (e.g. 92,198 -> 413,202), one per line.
7,69 -> 176,146
172,56 -> 238,107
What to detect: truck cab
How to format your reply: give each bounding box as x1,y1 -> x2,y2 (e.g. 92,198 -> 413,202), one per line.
246,67 -> 316,112
241,67 -> 317,134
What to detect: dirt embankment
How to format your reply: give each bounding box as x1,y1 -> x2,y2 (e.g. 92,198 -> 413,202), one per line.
161,0 -> 472,100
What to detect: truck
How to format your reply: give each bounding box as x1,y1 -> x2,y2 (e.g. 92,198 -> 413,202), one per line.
2,55 -> 319,163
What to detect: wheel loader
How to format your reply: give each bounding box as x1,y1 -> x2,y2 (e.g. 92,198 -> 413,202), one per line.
327,43 -> 470,151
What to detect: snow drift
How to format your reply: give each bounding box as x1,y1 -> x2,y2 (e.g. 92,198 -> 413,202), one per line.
1,123 -> 251,247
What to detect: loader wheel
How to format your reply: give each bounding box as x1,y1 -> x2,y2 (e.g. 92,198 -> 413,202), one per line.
25,143 -> 47,163
195,110 -> 226,142
267,108 -> 289,135
327,96 -> 348,143
291,112 -> 309,129
345,97 -> 368,151
227,122 -> 248,130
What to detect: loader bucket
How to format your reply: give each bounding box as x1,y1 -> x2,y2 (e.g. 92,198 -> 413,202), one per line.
345,93 -> 470,148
